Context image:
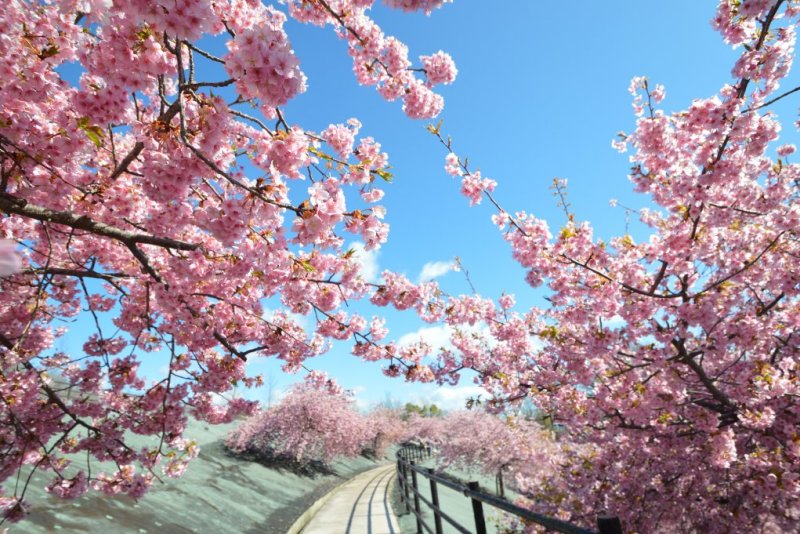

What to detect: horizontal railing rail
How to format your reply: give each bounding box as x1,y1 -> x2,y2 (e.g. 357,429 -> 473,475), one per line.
396,444 -> 623,534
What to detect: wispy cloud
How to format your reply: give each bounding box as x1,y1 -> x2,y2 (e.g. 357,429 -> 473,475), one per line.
418,260 -> 453,283
348,385 -> 372,411
350,242 -> 380,283
397,325 -> 454,351
410,384 -> 488,412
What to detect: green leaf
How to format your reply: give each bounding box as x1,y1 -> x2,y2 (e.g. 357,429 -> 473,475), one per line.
559,226 -> 576,239
298,259 -> 315,273
374,168 -> 393,183
77,117 -> 104,148
426,118 -> 443,135
39,45 -> 59,59
136,26 -> 154,41
308,146 -> 332,161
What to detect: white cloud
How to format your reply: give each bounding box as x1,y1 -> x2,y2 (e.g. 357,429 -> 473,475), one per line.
396,323 -> 502,356
397,325 -> 454,351
348,385 -> 372,411
350,242 -> 380,283
267,386 -> 290,406
410,384 -> 488,412
418,260 -> 453,283
529,334 -> 545,352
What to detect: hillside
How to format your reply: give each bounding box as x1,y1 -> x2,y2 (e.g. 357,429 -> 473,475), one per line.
6,418 -> 387,533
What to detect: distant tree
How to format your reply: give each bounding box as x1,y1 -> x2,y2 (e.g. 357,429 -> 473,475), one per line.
363,407 -> 407,458
226,373 -> 370,467
407,410 -> 561,496
403,402 -> 442,418
404,402 -> 424,416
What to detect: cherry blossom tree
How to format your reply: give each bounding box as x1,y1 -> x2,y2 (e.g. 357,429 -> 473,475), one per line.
399,411 -> 447,445
426,411 -> 559,497
225,372 -> 372,466
362,406 -> 408,458
373,1 -> 800,531
0,0 -> 457,523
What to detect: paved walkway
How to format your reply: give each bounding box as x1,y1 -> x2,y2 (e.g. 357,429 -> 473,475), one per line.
301,464 -> 401,534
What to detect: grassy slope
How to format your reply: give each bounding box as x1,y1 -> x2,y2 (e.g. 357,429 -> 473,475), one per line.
6,418 -> 387,534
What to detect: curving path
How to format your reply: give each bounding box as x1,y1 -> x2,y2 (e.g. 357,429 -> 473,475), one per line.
300,463 -> 400,534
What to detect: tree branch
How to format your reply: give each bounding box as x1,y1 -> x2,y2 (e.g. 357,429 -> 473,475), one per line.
0,193 -> 198,251
108,97 -> 184,181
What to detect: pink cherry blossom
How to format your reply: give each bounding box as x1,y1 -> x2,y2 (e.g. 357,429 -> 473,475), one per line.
460,171 -> 497,206
421,51 -> 458,86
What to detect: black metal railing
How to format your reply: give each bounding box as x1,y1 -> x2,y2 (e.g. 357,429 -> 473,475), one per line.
396,444 -> 623,534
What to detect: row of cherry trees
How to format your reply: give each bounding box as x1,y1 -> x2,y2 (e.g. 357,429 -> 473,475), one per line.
1,0 -> 799,531
224,372 -> 407,465
224,375 -> 562,502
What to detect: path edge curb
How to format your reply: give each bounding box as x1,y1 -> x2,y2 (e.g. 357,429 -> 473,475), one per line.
285,463 -> 392,534
284,477 -> 348,534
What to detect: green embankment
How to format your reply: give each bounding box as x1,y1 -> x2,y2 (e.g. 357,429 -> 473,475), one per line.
6,419 -> 387,534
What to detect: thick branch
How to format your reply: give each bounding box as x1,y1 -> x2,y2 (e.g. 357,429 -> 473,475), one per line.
757,292 -> 785,317
671,338 -> 737,415
648,260 -> 668,295
0,193 -> 198,251
212,331 -> 248,362
27,267 -> 131,281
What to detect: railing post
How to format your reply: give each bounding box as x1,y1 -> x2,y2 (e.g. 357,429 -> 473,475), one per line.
411,462 -> 423,534
427,468 -> 443,534
467,481 -> 487,534
496,469 -> 505,499
402,461 -> 411,513
396,458 -> 405,511
597,515 -> 623,534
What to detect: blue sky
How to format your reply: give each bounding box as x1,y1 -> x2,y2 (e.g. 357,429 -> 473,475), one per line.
55,2 -> 800,411
256,1 -> 800,410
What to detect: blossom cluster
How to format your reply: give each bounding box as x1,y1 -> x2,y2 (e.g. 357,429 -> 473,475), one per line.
284,0 -> 457,119
224,7 -> 306,113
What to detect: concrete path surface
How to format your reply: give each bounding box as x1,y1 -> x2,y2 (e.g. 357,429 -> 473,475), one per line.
300,463 -> 400,534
